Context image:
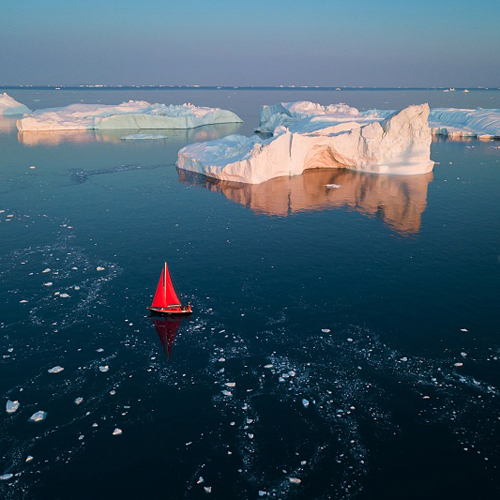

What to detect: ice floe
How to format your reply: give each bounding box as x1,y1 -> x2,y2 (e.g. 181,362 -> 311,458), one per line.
28,411 -> 47,422
0,473 -> 13,481
48,366 -> 64,374
429,108 -> 500,139
17,101 -> 242,131
112,428 -> 122,436
99,365 -> 109,373
0,93 -> 31,115
6,400 -> 19,414
177,104 -> 434,184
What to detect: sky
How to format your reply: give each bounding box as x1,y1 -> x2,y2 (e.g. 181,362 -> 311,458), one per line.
1,0 -> 499,87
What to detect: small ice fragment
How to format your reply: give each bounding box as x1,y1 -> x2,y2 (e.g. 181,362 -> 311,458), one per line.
197,476 -> 204,484
74,286 -> 80,290
423,396 -> 430,399
204,486 -> 212,493
19,300 -> 28,304
248,433 -> 254,439
59,293 -> 70,298
0,474 -> 13,481
218,358 -> 225,362
246,418 -> 254,424
222,390 -> 233,397
258,491 -> 267,497
109,390 -> 116,395
43,282 -> 53,287
96,348 -> 104,353
400,357 -> 408,362
460,352 -> 467,358
112,428 -> 122,436
48,366 -> 64,374
279,377 -> 285,382
301,460 -> 307,465
326,184 -> 342,189
460,328 -> 468,332
225,382 -> 236,387
99,365 -> 109,373
74,397 -> 83,405
289,477 -> 301,484
25,456 -> 33,463
30,166 -> 36,169
302,399 -> 310,408
264,364 -> 273,369
321,329 -> 331,333
42,268 -> 51,273
6,400 -> 19,413
29,411 -> 47,422
454,362 -> 464,367
96,266 -> 105,271
347,338 -> 353,342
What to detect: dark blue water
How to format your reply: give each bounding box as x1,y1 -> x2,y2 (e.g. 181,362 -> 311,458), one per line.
0,89 -> 499,499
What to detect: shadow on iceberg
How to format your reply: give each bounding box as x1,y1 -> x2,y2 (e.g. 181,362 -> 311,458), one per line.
178,168 -> 433,236
17,122 -> 242,147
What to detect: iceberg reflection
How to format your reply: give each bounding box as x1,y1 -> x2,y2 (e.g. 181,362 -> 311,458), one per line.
178,168 -> 433,235
17,122 -> 242,147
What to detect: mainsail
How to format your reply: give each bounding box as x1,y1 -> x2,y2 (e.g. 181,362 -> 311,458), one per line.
151,262 -> 181,308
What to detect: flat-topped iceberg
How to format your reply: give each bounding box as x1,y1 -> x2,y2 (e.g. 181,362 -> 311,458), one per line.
177,104 -> 434,184
429,108 -> 500,139
17,101 -> 242,131
0,93 -> 31,115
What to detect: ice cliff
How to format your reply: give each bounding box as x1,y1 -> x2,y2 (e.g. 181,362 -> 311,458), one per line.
16,101 -> 242,131
177,104 -> 434,184
429,108 -> 500,139
0,93 -> 31,115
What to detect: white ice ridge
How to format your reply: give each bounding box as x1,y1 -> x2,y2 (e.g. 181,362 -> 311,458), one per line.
177,104 -> 434,184
428,108 -> 500,139
0,93 -> 31,115
16,101 -> 242,131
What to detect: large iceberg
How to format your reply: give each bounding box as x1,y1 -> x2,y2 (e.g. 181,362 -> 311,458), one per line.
17,101 -> 242,131
0,93 -> 31,115
177,104 -> 434,184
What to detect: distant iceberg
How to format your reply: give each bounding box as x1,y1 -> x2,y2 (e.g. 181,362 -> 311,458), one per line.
178,104 -> 434,184
429,108 -> 500,139
0,93 -> 31,115
17,101 -> 242,131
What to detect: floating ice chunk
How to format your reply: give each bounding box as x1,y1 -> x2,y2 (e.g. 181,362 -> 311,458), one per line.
17,101 -> 242,131
302,399 -> 310,408
96,348 -> 104,353
218,358 -> 225,362
259,491 -> 267,497
278,377 -> 285,382
42,268 -> 51,273
204,486 -> 212,493
6,400 -> 20,413
29,411 -> 47,422
325,184 -> 342,189
48,366 -> 64,374
454,362 -> 464,367
74,397 -> 83,405
460,352 -> 468,358
400,357 -> 408,362
460,328 -> 468,332
264,364 -> 273,369
99,365 -> 109,373
19,300 -> 28,304
25,456 -> 33,463
222,390 -> 233,397
321,329 -> 331,333
59,293 -> 70,298
423,396 -> 430,399
248,433 -> 254,439
197,476 -> 204,484
43,282 -> 53,287
0,92 -> 31,115
225,382 -> 236,387
347,338 -> 354,342
0,473 -> 13,481
96,266 -> 105,271
112,428 -> 122,435
120,133 -> 168,140
289,477 -> 302,484
178,104 -> 434,184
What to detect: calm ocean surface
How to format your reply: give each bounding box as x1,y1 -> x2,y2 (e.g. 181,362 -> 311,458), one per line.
1,88 -> 499,499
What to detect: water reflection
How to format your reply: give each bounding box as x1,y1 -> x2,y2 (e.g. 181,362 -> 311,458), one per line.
152,318 -> 182,361
178,168 -> 434,235
16,122 -> 242,147
0,116 -> 19,134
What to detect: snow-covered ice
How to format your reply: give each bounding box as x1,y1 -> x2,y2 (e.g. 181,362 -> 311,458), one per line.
6,400 -> 20,414
112,428 -> 122,435
48,366 -> 64,374
178,104 -> 434,184
17,101 -> 242,131
28,411 -> 47,422
0,93 -> 31,115
429,108 -> 500,139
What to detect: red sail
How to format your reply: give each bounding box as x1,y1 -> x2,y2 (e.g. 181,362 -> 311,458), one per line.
151,262 -> 181,308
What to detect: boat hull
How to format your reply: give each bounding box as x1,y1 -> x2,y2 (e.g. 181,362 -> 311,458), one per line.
147,306 -> 193,316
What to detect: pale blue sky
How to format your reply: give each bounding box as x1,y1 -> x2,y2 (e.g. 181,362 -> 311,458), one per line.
1,0 -> 498,86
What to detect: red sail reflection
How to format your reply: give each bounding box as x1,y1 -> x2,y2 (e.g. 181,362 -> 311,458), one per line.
153,318 -> 182,361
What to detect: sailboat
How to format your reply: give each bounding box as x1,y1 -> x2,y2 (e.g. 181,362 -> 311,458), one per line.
147,262 -> 192,315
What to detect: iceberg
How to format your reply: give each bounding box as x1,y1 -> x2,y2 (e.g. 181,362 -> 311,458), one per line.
17,101 -> 242,131
0,93 -> 31,115
429,108 -> 500,139
177,104 -> 434,184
